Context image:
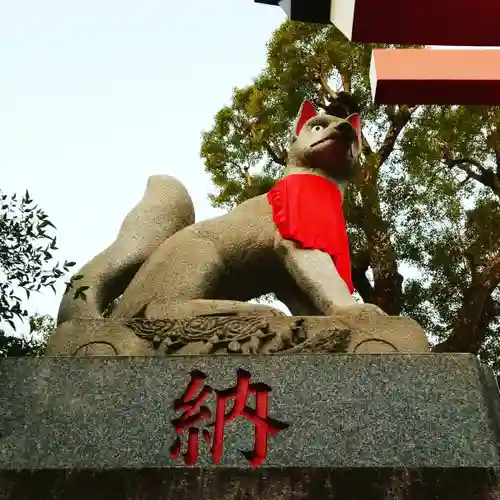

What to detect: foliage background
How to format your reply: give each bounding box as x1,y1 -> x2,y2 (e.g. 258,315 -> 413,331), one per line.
0,190 -> 73,356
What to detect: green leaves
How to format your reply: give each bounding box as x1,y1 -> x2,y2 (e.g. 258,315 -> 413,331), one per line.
0,189 -> 76,335
0,313 -> 55,357
73,285 -> 89,302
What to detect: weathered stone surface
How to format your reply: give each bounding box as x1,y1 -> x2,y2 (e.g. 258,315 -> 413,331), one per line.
46,311 -> 429,356
1,354 -> 500,498
57,175 -> 195,325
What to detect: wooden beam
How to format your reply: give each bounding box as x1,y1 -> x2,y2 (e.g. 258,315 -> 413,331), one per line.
370,49 -> 500,105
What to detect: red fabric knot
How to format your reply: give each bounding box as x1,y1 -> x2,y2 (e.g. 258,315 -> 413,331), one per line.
267,174 -> 354,294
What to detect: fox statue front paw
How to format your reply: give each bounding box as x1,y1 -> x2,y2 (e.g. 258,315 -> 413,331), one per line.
326,302 -> 387,317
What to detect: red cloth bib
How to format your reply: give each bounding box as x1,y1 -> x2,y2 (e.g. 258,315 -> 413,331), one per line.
267,174 -> 354,294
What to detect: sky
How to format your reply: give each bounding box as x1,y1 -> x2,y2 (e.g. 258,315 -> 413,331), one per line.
1,0 -> 286,330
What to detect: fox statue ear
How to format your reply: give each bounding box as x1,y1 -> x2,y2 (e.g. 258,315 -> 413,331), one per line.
293,100 -> 318,138
346,113 -> 362,157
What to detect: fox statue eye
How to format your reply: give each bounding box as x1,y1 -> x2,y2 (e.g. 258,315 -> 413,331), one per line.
312,125 -> 324,132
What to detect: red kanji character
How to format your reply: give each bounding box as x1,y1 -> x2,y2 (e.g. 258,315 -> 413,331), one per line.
171,369 -> 289,468
210,369 -> 289,468
170,370 -> 213,465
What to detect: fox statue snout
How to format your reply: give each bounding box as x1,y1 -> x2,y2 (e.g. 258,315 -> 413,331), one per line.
289,100 -> 362,181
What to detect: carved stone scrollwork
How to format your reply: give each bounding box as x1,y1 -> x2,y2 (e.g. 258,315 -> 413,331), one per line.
125,314 -> 276,355
124,314 -> 352,355
281,328 -> 351,353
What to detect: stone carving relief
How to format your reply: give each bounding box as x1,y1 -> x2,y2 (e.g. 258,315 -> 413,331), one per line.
123,314 -> 352,355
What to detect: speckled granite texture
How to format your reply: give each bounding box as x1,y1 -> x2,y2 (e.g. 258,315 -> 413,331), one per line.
1,354 -> 500,499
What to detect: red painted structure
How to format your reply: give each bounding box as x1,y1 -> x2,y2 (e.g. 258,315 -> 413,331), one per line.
254,0 -> 500,105
371,49 -> 500,105
330,0 -> 500,46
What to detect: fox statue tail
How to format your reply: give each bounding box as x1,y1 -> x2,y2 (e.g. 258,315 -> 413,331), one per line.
57,175 -> 195,325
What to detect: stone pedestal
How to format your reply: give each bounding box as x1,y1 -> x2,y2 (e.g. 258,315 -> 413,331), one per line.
1,354 -> 500,499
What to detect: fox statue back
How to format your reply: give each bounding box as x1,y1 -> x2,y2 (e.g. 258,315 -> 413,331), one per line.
57,100 -> 363,323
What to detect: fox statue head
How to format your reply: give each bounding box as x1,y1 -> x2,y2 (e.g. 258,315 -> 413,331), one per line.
287,100 -> 362,181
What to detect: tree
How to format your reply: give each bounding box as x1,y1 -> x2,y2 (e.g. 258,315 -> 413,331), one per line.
0,189 -> 74,355
200,21 -> 500,369
0,314 -> 55,357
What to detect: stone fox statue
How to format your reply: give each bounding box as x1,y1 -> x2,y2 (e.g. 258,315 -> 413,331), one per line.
58,100 -> 378,324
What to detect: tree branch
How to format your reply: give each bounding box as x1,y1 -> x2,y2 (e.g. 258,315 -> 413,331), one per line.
339,70 -> 351,94
312,98 -> 327,112
357,182 -> 403,315
487,125 -> 500,180
475,295 -> 500,346
263,141 -> 286,166
351,250 -> 376,303
317,70 -> 338,102
432,253 -> 500,353
443,155 -> 500,197
228,160 -> 249,181
314,66 -> 359,117
361,132 -> 373,158
377,106 -> 419,168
